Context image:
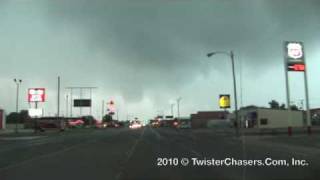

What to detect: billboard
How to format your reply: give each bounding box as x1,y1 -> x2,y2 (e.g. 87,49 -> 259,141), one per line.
219,95 -> 231,109
284,41 -> 305,72
28,108 -> 43,117
28,88 -> 46,102
74,99 -> 92,107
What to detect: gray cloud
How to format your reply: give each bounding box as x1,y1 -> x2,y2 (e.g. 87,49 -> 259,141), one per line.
0,0 -> 319,119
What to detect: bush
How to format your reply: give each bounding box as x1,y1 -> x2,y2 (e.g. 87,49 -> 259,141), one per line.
6,110 -> 31,124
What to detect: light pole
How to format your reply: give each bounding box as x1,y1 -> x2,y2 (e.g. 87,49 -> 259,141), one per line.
207,51 -> 239,136
13,78 -> 22,133
170,103 -> 175,117
176,97 -> 182,120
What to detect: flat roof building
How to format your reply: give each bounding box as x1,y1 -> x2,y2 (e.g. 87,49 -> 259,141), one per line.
230,106 -> 304,129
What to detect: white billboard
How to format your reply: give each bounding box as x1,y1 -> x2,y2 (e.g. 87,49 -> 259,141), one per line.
28,108 -> 43,117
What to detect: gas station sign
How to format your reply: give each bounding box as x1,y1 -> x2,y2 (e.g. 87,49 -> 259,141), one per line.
28,88 -> 46,102
107,100 -> 115,115
285,41 -> 305,72
219,94 -> 230,109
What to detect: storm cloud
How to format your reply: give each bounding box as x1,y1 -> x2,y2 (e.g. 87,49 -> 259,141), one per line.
0,0 -> 319,120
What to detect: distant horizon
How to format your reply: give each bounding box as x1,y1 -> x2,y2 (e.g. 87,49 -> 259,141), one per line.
1,0 -> 320,120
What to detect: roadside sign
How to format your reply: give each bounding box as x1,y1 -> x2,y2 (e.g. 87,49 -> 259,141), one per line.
28,88 -> 46,102
28,108 -> 43,117
74,99 -> 92,107
107,100 -> 115,115
284,41 -> 305,72
219,94 -> 230,109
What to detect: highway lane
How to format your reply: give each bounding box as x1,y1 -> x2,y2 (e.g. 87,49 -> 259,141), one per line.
122,127 -> 320,180
0,127 -> 319,180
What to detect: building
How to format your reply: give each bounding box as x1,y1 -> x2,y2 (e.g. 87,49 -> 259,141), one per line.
230,106 -> 304,129
191,111 -> 229,129
310,108 -> 320,126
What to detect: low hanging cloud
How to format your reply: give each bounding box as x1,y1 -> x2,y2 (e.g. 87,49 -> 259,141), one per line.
0,0 -> 319,119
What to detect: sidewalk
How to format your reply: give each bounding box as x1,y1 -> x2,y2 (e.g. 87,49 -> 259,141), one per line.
0,129 -> 34,134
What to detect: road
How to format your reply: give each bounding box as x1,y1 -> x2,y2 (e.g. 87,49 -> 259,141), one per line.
0,127 -> 319,180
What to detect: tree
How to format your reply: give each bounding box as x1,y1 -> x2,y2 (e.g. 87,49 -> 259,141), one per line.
102,114 -> 113,123
290,105 -> 299,111
6,112 -> 20,124
268,100 -> 280,109
6,110 -> 31,124
82,116 -> 95,125
280,103 -> 286,110
20,110 -> 31,123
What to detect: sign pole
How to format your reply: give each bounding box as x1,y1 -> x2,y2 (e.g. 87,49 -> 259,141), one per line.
303,49 -> 312,135
284,42 -> 292,136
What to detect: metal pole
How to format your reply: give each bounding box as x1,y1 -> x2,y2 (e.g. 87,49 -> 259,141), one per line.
117,109 -> 119,121
80,88 -> 82,116
230,51 -> 239,136
15,81 -> 20,133
171,104 -> 174,117
90,88 -> 92,116
239,57 -> 244,107
102,100 -> 105,120
66,94 -> 69,117
70,89 -> 73,117
15,83 -> 19,113
177,98 -> 181,119
304,61 -> 311,134
284,47 -> 292,136
57,76 -> 61,118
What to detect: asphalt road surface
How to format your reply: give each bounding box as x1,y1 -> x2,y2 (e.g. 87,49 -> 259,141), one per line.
0,127 -> 319,180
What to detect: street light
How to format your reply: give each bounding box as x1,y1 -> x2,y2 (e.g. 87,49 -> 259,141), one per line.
206,51 -> 239,136
176,97 -> 182,120
170,103 -> 175,117
13,78 -> 22,133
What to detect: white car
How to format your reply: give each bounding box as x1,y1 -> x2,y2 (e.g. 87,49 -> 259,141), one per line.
129,121 -> 142,129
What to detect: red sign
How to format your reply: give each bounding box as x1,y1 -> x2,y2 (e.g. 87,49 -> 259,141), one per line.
107,100 -> 115,115
28,88 -> 46,102
288,64 -> 305,72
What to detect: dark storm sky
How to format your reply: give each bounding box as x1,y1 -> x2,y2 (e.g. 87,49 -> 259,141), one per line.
0,0 -> 319,120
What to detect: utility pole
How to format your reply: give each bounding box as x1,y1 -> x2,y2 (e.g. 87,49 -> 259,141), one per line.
70,89 -> 73,117
66,94 -> 69,117
170,103 -> 175,117
176,97 -> 182,120
117,109 -> 119,121
57,76 -> 61,119
13,79 -> 22,133
102,100 -> 105,120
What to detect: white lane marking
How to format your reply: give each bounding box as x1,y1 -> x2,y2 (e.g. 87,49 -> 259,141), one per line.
116,128 -> 146,180
149,127 -> 162,140
0,136 -> 45,141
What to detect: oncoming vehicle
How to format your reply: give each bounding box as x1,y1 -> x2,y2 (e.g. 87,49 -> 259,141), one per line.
178,119 -> 191,129
129,120 -> 142,129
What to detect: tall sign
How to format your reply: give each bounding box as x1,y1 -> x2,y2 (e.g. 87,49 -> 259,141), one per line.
107,100 -> 115,115
284,41 -> 311,134
285,42 -> 305,72
28,88 -> 46,102
219,94 -> 231,109
73,99 -> 92,107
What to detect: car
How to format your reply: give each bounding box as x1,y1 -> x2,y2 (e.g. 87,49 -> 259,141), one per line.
179,121 -> 191,129
68,119 -> 85,128
129,120 -> 142,129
